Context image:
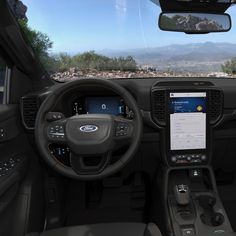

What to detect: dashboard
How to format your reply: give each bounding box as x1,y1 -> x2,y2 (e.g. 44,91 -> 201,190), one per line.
21,77 -> 236,169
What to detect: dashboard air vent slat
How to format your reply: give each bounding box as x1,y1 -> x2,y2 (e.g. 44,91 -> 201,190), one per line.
21,96 -> 39,129
209,90 -> 223,125
151,89 -> 166,126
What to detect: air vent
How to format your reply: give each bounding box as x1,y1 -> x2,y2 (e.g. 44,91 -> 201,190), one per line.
209,90 -> 223,125
21,95 -> 39,129
151,89 -> 166,126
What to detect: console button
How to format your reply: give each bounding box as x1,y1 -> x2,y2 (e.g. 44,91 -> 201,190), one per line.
0,156 -> 23,177
177,160 -> 188,164
0,128 -> 5,139
170,153 -> 207,165
201,154 -> 207,161
187,156 -> 192,162
189,169 -> 202,178
182,228 -> 195,236
190,159 -> 201,164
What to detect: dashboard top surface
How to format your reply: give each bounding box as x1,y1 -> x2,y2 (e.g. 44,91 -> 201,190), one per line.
31,76 -> 236,112
103,77 -> 236,110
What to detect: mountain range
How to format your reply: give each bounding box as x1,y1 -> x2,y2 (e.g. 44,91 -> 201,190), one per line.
100,42 -> 236,73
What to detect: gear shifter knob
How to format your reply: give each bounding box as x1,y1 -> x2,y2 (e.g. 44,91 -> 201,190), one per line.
174,184 -> 190,206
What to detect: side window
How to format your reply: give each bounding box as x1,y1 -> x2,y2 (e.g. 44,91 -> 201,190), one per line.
0,57 -> 7,104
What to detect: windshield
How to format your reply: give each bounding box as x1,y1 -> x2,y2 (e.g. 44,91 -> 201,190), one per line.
14,0 -> 236,81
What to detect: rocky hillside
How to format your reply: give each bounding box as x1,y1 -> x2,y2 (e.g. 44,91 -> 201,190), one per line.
51,68 -> 231,82
7,0 -> 27,20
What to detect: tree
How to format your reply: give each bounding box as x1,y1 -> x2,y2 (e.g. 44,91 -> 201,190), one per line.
222,58 -> 236,74
18,19 -> 53,70
18,20 -> 138,73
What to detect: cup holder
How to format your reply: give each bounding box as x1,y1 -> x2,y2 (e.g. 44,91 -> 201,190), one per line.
200,211 -> 224,227
197,195 -> 225,227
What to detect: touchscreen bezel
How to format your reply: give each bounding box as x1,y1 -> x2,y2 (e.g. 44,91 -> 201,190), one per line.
166,90 -> 210,158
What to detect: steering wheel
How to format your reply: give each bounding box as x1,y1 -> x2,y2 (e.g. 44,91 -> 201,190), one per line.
35,78 -> 143,180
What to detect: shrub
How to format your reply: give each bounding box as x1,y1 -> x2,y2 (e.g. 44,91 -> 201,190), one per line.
222,58 -> 236,74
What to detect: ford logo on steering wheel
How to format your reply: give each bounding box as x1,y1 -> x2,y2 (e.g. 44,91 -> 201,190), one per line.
79,125 -> 98,133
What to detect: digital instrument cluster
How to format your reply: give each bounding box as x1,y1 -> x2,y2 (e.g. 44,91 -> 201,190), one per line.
72,96 -> 127,117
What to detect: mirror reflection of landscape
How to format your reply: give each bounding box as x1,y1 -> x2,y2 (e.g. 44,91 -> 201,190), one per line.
159,13 -> 231,32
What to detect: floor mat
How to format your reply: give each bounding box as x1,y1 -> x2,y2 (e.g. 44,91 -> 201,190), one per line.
64,174 -> 147,226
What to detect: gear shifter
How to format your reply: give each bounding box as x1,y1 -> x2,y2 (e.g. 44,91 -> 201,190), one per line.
174,184 -> 190,206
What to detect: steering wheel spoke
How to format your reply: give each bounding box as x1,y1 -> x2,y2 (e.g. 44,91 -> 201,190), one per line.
114,117 -> 134,142
45,119 -> 67,144
70,152 -> 111,175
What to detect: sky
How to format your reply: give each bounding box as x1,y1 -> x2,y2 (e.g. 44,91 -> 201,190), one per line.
22,0 -> 236,54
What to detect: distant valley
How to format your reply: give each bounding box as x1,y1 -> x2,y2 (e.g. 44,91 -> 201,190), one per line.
100,42 -> 236,73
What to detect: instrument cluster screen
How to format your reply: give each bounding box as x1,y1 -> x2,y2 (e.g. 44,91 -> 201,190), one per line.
169,92 -> 207,151
73,96 -> 125,116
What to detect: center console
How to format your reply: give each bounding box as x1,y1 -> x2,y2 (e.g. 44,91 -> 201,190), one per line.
151,81 -> 235,236
166,168 -> 233,236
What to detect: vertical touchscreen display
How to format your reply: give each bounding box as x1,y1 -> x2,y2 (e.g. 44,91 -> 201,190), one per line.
170,92 -> 207,151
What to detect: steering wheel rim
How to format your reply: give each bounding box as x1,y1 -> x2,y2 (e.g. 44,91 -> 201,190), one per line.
35,78 -> 143,180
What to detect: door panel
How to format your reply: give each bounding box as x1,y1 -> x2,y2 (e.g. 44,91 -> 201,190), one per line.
0,104 -> 31,236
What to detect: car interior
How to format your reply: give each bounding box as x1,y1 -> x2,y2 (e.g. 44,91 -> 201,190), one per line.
1,0 -> 236,236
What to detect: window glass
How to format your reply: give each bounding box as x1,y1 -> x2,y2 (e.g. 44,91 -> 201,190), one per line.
16,1 -> 236,80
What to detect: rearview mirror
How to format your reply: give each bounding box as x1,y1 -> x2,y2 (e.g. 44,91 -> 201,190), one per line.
159,13 -> 231,33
